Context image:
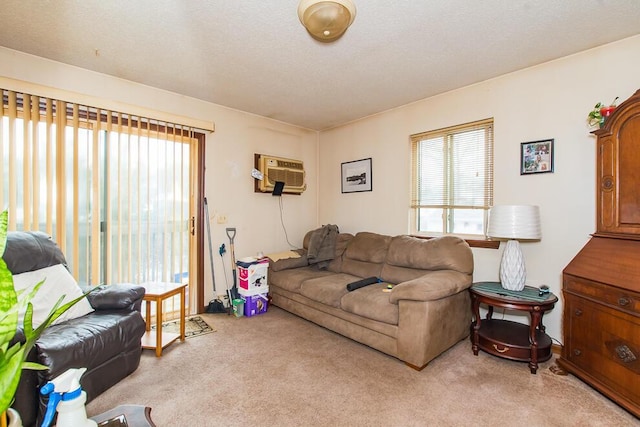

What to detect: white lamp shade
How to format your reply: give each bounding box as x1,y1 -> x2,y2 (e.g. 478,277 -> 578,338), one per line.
487,205 -> 541,240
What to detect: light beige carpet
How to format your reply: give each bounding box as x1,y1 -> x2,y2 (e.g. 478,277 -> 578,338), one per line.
86,307 -> 638,426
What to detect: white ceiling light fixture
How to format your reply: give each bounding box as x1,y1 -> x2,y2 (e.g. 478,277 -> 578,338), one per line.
298,0 -> 356,43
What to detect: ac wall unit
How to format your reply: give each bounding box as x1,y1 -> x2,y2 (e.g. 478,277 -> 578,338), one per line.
258,155 -> 306,194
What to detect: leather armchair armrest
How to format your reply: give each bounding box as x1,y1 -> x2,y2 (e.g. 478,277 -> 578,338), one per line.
85,283 -> 145,311
389,271 -> 472,304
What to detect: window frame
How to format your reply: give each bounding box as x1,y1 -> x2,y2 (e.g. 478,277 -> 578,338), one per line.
410,118 -> 494,241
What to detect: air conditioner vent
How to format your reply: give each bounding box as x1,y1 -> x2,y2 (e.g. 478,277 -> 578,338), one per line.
258,155 -> 306,194
267,168 -> 304,187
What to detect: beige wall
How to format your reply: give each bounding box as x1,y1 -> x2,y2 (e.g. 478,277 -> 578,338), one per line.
3,34 -> 640,342
317,35 -> 640,343
0,47 -> 319,307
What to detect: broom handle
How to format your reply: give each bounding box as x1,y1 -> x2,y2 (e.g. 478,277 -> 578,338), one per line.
204,198 -> 217,293
226,228 -> 237,287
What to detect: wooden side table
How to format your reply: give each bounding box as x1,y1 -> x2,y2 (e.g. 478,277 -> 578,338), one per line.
470,281 -> 558,374
141,282 -> 187,357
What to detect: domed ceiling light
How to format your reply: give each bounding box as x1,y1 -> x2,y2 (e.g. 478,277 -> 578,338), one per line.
298,0 -> 356,42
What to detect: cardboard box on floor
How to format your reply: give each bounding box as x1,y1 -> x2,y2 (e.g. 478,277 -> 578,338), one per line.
244,293 -> 268,317
237,257 -> 269,293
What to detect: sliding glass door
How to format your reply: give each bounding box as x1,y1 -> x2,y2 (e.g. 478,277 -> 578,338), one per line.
1,89 -> 204,312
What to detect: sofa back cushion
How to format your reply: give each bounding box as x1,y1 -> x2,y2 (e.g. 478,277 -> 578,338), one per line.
12,263 -> 95,328
340,232 -> 392,278
3,231 -> 67,274
380,235 -> 473,284
326,233 -> 354,273
302,231 -> 354,273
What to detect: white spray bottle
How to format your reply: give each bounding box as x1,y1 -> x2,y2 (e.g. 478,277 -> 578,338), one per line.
40,367 -> 97,427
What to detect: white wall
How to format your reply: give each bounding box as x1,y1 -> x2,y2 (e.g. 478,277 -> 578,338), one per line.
0,47 -> 319,308
317,35 -> 640,344
3,34 -> 640,342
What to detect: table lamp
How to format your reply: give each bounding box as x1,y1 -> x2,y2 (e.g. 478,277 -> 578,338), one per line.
487,205 -> 541,291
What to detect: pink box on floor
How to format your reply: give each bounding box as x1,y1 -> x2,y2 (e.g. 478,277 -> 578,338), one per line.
244,293 -> 268,317
236,257 -> 269,293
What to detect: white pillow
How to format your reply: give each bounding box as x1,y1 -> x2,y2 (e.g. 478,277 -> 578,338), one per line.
12,264 -> 95,328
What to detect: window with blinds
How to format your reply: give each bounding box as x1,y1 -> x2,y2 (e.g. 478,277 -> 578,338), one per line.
1,88 -> 203,293
410,118 -> 493,236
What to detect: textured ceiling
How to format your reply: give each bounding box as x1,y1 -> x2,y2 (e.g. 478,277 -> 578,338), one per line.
1,1 -> 639,131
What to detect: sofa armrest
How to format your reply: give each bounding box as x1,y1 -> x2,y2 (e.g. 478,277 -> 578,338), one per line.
85,283 -> 145,311
389,270 -> 472,304
269,249 -> 309,272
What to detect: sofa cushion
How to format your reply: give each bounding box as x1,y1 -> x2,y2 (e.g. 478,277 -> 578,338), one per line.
3,231 -> 67,274
302,231 -> 354,273
380,235 -> 473,284
326,233 -> 354,273
299,273 -> 359,308
268,266 -> 335,293
13,263 -> 94,328
340,283 -> 399,325
340,232 -> 391,278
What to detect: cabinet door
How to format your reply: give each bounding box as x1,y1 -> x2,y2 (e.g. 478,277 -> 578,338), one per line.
617,117 -> 640,231
597,92 -> 640,235
564,294 -> 640,404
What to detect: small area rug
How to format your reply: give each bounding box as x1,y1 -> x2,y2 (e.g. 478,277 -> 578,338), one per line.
150,315 -> 215,338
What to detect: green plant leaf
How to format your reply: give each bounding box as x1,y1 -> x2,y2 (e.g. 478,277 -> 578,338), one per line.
0,344 -> 25,414
0,209 -> 97,414
21,361 -> 48,371
0,211 -> 18,364
587,102 -> 605,127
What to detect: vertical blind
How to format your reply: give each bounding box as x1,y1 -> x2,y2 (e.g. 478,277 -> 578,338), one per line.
1,88 -> 201,290
410,118 -> 494,213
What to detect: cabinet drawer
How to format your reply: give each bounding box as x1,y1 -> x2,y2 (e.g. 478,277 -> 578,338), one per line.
564,275 -> 640,316
564,295 -> 640,403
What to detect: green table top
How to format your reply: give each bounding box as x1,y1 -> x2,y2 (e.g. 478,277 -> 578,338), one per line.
471,281 -> 554,302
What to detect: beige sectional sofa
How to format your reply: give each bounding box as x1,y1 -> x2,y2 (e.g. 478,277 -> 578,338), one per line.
268,230 -> 474,370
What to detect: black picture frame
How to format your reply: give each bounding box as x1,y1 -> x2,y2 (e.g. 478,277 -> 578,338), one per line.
341,158 -> 372,193
521,139 -> 554,175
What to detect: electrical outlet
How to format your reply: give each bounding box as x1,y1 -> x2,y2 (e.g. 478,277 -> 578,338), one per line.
217,215 -> 228,224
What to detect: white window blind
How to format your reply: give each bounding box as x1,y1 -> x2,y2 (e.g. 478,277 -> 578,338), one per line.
410,118 -> 494,235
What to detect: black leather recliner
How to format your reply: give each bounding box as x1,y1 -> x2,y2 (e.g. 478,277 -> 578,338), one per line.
4,231 -> 146,427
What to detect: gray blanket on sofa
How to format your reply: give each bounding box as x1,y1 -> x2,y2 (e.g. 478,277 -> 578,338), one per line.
307,224 -> 339,269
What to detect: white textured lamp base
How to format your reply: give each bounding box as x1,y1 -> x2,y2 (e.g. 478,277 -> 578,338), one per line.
499,240 -> 526,291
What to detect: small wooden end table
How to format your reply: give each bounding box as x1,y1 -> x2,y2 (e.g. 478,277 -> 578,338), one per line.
141,282 -> 187,357
470,281 -> 558,374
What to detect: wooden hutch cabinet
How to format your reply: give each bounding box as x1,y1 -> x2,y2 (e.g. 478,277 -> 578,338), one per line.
558,89 -> 640,417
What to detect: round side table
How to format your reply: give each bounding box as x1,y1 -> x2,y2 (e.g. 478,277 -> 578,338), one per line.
469,282 -> 558,374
